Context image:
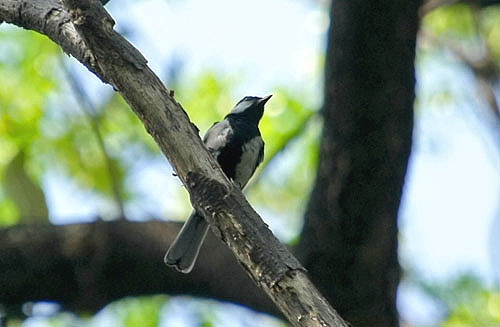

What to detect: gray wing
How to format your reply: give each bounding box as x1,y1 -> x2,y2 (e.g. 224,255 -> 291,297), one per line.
203,120 -> 233,157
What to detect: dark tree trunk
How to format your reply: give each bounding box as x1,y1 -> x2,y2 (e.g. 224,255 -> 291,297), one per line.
296,1 -> 421,327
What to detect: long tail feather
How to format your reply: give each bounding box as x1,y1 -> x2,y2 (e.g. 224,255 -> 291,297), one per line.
164,212 -> 209,273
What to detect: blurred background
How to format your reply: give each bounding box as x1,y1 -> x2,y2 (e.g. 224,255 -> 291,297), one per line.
1,0 -> 500,326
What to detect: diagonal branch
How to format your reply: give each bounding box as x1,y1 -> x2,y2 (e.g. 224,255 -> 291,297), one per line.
0,0 -> 348,326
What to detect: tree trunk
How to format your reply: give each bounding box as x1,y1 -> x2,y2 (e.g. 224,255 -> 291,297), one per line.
296,2 -> 421,327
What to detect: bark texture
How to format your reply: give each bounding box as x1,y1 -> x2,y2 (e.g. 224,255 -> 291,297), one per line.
296,2 -> 420,327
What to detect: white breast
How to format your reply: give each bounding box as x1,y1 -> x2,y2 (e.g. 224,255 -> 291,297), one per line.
234,136 -> 263,188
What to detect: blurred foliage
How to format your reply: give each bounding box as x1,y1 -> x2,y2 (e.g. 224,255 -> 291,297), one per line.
0,25 -> 319,230
5,296 -> 290,327
5,296 -> 166,327
424,4 -> 476,38
249,110 -> 319,238
107,295 -> 166,327
481,6 -> 500,63
407,4 -> 500,327
417,273 -> 500,326
422,3 -> 500,65
0,26 -> 58,225
418,3 -> 500,145
175,72 -> 236,131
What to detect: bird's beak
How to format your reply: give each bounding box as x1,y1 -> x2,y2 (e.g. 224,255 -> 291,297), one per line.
259,94 -> 272,105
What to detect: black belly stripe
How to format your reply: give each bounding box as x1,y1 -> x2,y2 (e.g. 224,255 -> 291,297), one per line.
216,141 -> 243,181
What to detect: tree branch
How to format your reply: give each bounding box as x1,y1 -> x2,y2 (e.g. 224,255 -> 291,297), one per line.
0,0 -> 348,325
0,221 -> 275,317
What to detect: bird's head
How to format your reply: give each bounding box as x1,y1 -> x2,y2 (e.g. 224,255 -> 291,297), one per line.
227,95 -> 272,123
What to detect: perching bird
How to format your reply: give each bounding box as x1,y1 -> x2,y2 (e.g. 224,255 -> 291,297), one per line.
164,95 -> 271,273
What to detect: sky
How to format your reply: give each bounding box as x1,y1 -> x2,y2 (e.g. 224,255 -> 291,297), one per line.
40,0 -> 500,325
404,52 -> 500,282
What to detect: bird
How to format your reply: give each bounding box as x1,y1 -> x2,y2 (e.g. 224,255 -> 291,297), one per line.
164,95 -> 272,273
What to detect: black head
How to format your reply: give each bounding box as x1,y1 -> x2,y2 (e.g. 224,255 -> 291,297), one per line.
226,95 -> 272,123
